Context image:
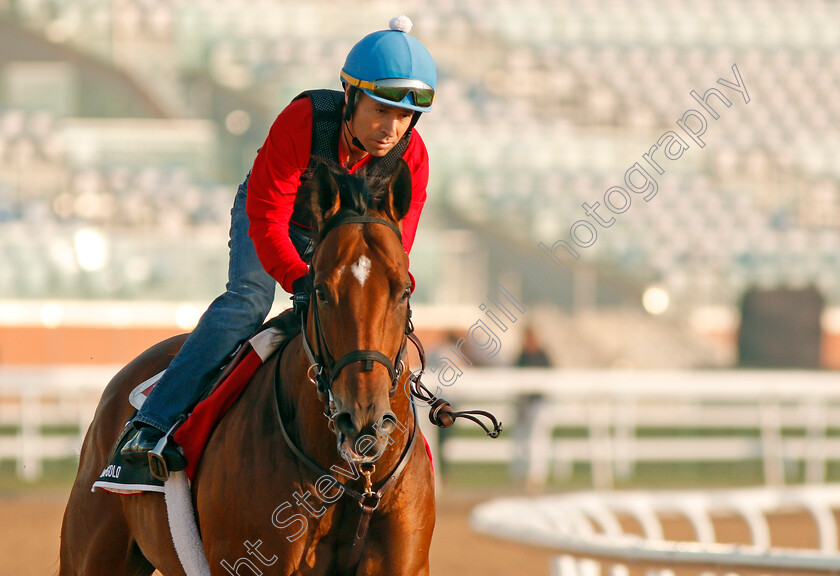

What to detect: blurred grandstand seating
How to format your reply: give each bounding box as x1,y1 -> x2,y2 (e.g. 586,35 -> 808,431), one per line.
1,1 -> 839,368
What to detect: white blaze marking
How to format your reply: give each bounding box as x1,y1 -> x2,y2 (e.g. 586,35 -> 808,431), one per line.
351,255 -> 371,287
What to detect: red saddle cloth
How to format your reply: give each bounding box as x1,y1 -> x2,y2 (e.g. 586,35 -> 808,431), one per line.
172,328 -> 280,480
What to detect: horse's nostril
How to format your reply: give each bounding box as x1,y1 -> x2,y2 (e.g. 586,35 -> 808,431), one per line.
378,412 -> 398,436
334,412 -> 356,438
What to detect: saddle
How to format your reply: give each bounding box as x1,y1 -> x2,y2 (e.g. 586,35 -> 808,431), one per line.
93,311 -> 300,494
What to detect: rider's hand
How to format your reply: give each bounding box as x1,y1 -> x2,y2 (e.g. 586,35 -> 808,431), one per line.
292,275 -> 311,317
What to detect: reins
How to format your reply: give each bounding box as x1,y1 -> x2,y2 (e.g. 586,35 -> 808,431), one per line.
402,330 -> 502,438
276,211 -> 501,574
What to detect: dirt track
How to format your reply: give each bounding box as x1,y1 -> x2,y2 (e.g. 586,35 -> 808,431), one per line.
4,487 -> 828,576
1,488 -> 557,576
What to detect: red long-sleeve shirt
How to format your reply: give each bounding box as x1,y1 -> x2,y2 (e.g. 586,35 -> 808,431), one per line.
246,97 -> 429,294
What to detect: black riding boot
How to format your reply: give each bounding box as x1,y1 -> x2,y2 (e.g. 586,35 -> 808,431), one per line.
120,422 -> 187,472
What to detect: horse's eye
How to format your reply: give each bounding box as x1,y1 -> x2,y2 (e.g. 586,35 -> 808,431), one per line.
315,287 -> 329,305
399,286 -> 411,303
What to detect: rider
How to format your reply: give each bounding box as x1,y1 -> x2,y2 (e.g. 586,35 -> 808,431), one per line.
120,16 -> 436,472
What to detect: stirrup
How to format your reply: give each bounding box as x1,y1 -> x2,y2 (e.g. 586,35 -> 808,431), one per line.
148,418 -> 186,482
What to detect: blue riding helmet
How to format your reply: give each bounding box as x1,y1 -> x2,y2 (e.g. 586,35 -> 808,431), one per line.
341,19 -> 436,113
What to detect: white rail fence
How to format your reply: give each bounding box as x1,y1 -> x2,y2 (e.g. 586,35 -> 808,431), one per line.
3,367 -> 840,487
0,366 -> 115,480
437,369 -> 840,489
471,485 -> 840,575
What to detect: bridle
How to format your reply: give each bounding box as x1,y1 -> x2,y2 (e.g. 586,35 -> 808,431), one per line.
298,214 -> 413,425
274,210 -> 502,574
274,212 -> 418,575
297,213 -> 502,438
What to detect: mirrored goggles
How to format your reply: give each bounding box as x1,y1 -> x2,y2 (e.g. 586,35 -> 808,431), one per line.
341,72 -> 435,108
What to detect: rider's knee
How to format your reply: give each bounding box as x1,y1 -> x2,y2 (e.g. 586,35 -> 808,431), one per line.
248,284 -> 275,319
227,279 -> 274,322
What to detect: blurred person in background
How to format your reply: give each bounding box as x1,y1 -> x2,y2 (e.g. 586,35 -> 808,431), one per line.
511,326 -> 552,484
119,16 -> 436,472
515,325 -> 552,368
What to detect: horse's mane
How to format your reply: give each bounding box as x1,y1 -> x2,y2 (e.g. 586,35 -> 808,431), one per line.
294,157 -> 390,220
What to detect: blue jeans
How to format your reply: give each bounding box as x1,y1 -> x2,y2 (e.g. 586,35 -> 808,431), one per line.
135,175 -> 277,432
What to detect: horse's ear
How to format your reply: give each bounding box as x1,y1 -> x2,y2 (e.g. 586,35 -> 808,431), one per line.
310,163 -> 341,230
385,159 -> 412,221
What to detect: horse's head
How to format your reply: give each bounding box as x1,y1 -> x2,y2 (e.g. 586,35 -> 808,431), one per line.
303,159 -> 413,464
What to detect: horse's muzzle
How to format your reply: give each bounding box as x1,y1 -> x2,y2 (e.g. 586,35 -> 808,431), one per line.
334,410 -> 399,464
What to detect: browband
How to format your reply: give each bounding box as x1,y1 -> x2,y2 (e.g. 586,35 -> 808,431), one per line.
318,214 -> 402,244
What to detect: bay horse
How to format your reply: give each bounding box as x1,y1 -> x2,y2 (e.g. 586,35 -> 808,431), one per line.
60,159 -> 439,575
